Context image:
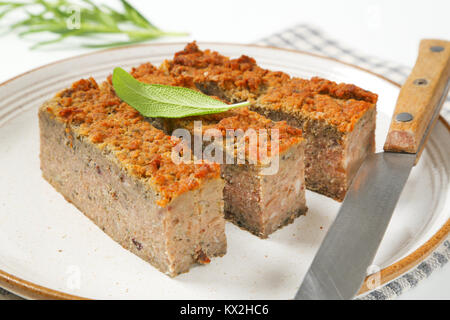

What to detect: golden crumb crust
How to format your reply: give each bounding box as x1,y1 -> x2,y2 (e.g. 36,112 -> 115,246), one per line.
44,77 -> 221,207
165,42 -> 378,132
171,108 -> 304,162
128,63 -> 304,161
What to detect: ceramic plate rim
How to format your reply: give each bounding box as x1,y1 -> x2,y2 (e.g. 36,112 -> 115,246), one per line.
0,42 -> 448,300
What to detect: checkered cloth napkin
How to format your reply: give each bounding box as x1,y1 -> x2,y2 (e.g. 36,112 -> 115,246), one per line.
256,24 -> 450,300
1,24 -> 448,300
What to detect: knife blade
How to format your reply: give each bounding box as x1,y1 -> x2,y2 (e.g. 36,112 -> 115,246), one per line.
295,39 -> 450,300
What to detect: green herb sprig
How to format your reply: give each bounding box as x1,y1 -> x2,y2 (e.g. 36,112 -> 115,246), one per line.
112,67 -> 250,118
0,0 -> 187,49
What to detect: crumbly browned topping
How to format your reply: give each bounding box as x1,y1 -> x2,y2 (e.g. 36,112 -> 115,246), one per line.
129,63 -> 304,162
166,42 -> 378,132
258,79 -> 375,132
171,108 -> 304,162
45,77 -> 221,207
129,62 -> 197,89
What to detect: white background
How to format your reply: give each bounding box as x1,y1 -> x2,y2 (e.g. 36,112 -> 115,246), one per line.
0,0 -> 448,299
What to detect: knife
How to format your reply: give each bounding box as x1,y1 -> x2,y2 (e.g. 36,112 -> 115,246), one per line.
295,39 -> 450,300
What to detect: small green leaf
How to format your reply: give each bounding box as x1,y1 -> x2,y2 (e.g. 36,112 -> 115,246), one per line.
120,0 -> 154,29
0,7 -> 14,19
0,2 -> 25,6
0,0 -> 188,49
112,67 -> 249,118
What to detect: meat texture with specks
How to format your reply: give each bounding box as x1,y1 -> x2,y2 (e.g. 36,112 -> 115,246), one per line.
39,78 -> 226,277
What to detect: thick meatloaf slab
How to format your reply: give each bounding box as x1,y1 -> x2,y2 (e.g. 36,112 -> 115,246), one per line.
162,42 -> 378,201
128,64 -> 307,238
39,77 -> 226,277
167,109 -> 306,238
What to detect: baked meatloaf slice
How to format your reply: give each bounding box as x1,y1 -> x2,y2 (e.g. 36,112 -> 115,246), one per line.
128,64 -> 307,238
166,109 -> 306,238
162,42 -> 378,201
39,77 -> 226,277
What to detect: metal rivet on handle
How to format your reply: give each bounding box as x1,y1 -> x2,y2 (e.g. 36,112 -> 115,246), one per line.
396,112 -> 414,122
430,46 -> 444,52
413,78 -> 428,86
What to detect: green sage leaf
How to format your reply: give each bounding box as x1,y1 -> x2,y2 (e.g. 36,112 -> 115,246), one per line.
112,67 -> 249,118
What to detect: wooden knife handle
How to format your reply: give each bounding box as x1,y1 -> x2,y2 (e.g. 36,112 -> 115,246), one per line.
384,39 -> 450,161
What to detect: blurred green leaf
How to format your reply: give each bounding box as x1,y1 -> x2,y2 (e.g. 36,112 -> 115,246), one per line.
0,0 -> 188,49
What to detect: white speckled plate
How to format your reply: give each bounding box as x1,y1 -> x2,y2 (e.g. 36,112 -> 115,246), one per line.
0,43 -> 448,299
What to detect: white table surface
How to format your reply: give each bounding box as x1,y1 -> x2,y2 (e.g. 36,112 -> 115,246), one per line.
0,0 -> 448,299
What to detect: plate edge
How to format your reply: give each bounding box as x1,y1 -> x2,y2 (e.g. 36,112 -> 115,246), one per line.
358,117 -> 450,296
